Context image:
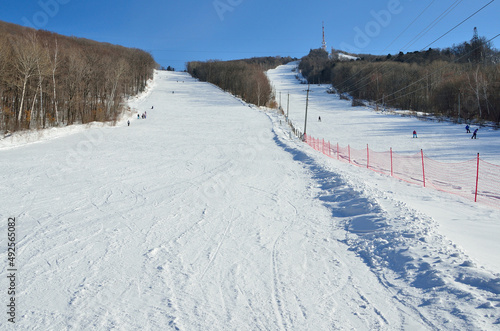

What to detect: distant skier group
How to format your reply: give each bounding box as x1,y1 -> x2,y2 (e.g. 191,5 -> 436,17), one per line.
128,107 -> 153,126
411,125 -> 479,139
466,125 -> 478,139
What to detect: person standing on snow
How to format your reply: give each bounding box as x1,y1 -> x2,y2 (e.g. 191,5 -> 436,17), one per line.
471,128 -> 478,139
127,120 -> 130,126
466,124 -> 471,133
413,130 -> 417,138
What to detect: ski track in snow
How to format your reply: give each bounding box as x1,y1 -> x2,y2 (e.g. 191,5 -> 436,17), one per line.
0,68 -> 499,330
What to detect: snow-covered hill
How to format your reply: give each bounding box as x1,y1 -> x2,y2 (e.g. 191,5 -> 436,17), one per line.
1,67 -> 499,330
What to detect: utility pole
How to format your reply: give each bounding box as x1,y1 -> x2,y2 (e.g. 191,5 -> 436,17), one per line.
304,84 -> 312,137
376,69 -> 379,111
287,93 -> 290,118
458,90 -> 461,120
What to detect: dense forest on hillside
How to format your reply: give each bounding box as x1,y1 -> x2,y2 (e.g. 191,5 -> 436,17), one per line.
299,30 -> 500,123
0,21 -> 157,133
187,57 -> 296,107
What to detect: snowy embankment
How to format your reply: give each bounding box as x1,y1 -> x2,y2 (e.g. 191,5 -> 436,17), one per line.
0,68 -> 499,330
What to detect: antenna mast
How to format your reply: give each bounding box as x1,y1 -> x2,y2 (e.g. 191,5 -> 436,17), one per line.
322,21 -> 327,51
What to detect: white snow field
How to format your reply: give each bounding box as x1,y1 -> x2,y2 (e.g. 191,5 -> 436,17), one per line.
1,66 -> 500,330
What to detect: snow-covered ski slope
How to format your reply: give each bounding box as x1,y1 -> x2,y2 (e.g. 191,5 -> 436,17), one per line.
1,68 -> 499,330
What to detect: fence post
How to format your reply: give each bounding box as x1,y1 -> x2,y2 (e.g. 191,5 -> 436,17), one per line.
322,138 -> 325,155
475,153 -> 480,202
390,147 -> 393,177
328,141 -> 331,157
421,149 -> 426,187
337,143 -> 339,160
367,144 -> 369,169
348,145 -> 351,164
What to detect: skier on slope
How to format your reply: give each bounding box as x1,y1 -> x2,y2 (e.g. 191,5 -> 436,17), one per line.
466,124 -> 471,133
413,130 -> 417,138
471,128 -> 478,139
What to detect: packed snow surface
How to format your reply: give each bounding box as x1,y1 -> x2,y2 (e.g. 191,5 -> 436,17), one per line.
1,65 -> 500,330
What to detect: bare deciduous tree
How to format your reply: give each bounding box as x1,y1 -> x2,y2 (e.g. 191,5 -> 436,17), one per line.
0,21 -> 157,133
12,32 -> 40,127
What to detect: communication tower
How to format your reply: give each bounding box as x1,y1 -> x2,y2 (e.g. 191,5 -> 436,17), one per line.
321,22 -> 327,51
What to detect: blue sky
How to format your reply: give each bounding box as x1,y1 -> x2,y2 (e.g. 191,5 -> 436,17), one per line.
2,0 -> 499,69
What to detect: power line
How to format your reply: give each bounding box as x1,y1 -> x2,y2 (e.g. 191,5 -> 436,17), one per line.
337,1 -> 462,95
420,0 -> 496,51
375,33 -> 500,105
337,0 -> 495,97
401,0 -> 463,52
382,0 -> 437,53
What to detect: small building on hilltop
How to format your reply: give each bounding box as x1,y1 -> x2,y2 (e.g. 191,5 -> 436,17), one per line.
330,48 -> 361,62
